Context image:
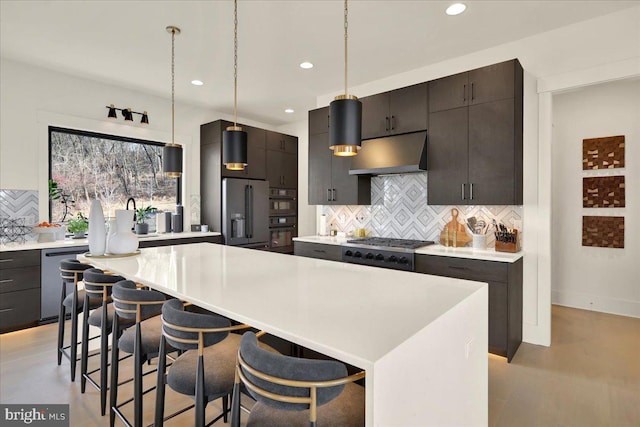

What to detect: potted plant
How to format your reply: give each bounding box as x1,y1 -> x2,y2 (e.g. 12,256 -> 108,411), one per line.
67,213 -> 88,239
134,206 -> 155,235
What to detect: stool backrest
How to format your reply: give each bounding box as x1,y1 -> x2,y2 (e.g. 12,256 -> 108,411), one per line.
161,299 -> 232,353
238,332 -> 347,411
83,268 -> 125,301
112,280 -> 165,323
60,259 -> 92,283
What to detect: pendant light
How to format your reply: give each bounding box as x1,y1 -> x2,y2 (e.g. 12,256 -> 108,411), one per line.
329,0 -> 362,157
222,0 -> 248,171
163,26 -> 184,179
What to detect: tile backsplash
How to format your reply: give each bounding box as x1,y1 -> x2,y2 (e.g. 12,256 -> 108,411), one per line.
321,173 -> 522,245
0,189 -> 39,243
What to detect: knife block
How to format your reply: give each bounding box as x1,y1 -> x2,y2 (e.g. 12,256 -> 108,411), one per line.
495,230 -> 521,253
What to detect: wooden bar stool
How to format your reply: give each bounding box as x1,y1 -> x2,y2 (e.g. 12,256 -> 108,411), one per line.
109,280 -> 167,427
231,331 -> 366,427
154,299 -> 256,427
80,268 -> 131,416
57,259 -> 94,381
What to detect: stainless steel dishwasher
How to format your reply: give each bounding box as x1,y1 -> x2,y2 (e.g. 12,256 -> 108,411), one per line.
41,246 -> 89,321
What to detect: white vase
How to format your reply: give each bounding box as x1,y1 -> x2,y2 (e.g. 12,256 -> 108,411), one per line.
108,210 -> 139,254
105,219 -> 117,254
88,200 -> 106,256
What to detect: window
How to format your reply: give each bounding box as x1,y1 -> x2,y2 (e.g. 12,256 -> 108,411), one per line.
49,127 -> 178,222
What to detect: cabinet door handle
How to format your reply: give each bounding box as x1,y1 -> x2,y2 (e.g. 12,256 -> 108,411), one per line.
0,308 -> 14,313
471,82 -> 475,101
470,183 -> 474,200
0,279 -> 14,284
463,84 -> 466,102
0,259 -> 13,263
332,189 -> 337,201
385,117 -> 390,131
327,189 -> 332,202
391,116 -> 395,130
327,115 -> 330,129
461,183 -> 466,200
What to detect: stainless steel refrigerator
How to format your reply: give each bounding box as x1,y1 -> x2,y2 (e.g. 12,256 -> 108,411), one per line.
222,178 -> 270,248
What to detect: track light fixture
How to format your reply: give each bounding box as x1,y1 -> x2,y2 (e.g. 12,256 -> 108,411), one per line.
105,104 -> 149,125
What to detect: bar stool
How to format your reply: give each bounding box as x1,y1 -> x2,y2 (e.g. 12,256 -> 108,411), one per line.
57,259 -> 94,381
154,299 -> 255,427
231,331 -> 366,427
80,268 -> 131,416
109,280 -> 167,427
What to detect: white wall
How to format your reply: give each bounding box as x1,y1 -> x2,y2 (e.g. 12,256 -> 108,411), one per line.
0,58 -> 278,226
551,79 -> 640,318
315,6 -> 640,346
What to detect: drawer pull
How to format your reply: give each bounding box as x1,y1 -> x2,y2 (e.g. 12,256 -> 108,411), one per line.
0,308 -> 14,313
0,259 -> 14,263
0,279 -> 14,284
313,249 -> 326,253
449,266 -> 469,270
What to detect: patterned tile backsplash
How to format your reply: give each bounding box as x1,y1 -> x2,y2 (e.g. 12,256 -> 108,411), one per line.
0,189 -> 39,242
321,173 -> 522,246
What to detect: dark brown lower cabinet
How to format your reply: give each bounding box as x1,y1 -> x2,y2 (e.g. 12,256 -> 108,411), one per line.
293,241 -> 342,262
0,250 -> 41,333
415,255 -> 522,362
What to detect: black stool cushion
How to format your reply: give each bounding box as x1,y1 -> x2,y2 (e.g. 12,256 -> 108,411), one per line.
118,315 -> 167,355
246,382 -> 365,427
60,259 -> 93,281
161,299 -> 230,351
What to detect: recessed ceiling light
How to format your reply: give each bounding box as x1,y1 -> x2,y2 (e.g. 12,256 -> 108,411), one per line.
446,3 -> 466,16
191,80 -> 204,86
299,62 -> 314,69
284,108 -> 295,114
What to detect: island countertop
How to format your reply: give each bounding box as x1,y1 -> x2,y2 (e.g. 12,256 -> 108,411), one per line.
0,231 -> 221,252
79,243 -> 488,426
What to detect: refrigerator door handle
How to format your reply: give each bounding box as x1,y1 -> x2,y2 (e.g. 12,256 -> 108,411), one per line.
246,185 -> 254,238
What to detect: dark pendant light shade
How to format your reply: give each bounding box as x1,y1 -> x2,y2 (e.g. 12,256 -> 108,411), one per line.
329,95 -> 362,156
123,108 -> 134,121
107,104 -> 118,119
163,143 -> 183,178
141,111 -> 149,125
223,126 -> 248,171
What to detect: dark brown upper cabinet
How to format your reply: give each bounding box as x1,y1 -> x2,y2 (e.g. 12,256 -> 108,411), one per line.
429,60 -> 516,113
308,106 -> 330,135
266,130 -> 298,189
307,111 -> 371,205
427,59 -> 523,205
361,82 -> 428,140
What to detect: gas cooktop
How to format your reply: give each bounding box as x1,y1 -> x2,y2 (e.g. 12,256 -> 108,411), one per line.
345,237 -> 435,251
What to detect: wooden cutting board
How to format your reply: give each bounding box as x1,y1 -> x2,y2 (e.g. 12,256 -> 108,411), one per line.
439,208 -> 472,247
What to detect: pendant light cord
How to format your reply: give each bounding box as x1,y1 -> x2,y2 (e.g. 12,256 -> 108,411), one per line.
234,0 -> 239,127
171,27 -> 176,144
344,0 -> 348,97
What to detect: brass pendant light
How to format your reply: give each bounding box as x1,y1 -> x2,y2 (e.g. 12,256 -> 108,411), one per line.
163,26 -> 183,178
222,0 -> 248,171
329,0 -> 362,157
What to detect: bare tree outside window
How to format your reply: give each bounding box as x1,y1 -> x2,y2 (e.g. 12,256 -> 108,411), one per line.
49,128 -> 177,222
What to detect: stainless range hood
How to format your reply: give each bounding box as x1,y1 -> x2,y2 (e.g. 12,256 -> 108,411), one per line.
349,131 -> 427,175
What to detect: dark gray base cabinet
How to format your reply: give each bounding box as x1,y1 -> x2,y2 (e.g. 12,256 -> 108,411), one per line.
0,250 -> 41,333
415,255 -> 522,362
293,241 -> 342,262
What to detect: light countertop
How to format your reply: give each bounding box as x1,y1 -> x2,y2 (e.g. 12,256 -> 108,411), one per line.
294,235 -> 522,263
0,231 -> 221,252
78,242 -> 488,426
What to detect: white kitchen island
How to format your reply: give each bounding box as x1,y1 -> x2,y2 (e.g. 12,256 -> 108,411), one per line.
79,242 -> 488,427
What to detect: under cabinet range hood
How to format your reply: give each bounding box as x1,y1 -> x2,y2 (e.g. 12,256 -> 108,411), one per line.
349,131 -> 427,175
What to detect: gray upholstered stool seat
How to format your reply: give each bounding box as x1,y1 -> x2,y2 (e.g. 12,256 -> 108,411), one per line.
118,314 -> 166,354
246,382 -> 365,427
62,289 -> 103,311
167,333 -> 241,398
88,304 -> 135,330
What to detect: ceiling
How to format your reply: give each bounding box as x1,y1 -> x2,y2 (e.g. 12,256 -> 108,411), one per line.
1,1 -> 636,126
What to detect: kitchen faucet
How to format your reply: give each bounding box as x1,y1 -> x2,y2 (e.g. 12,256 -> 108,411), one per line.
126,197 -> 136,223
